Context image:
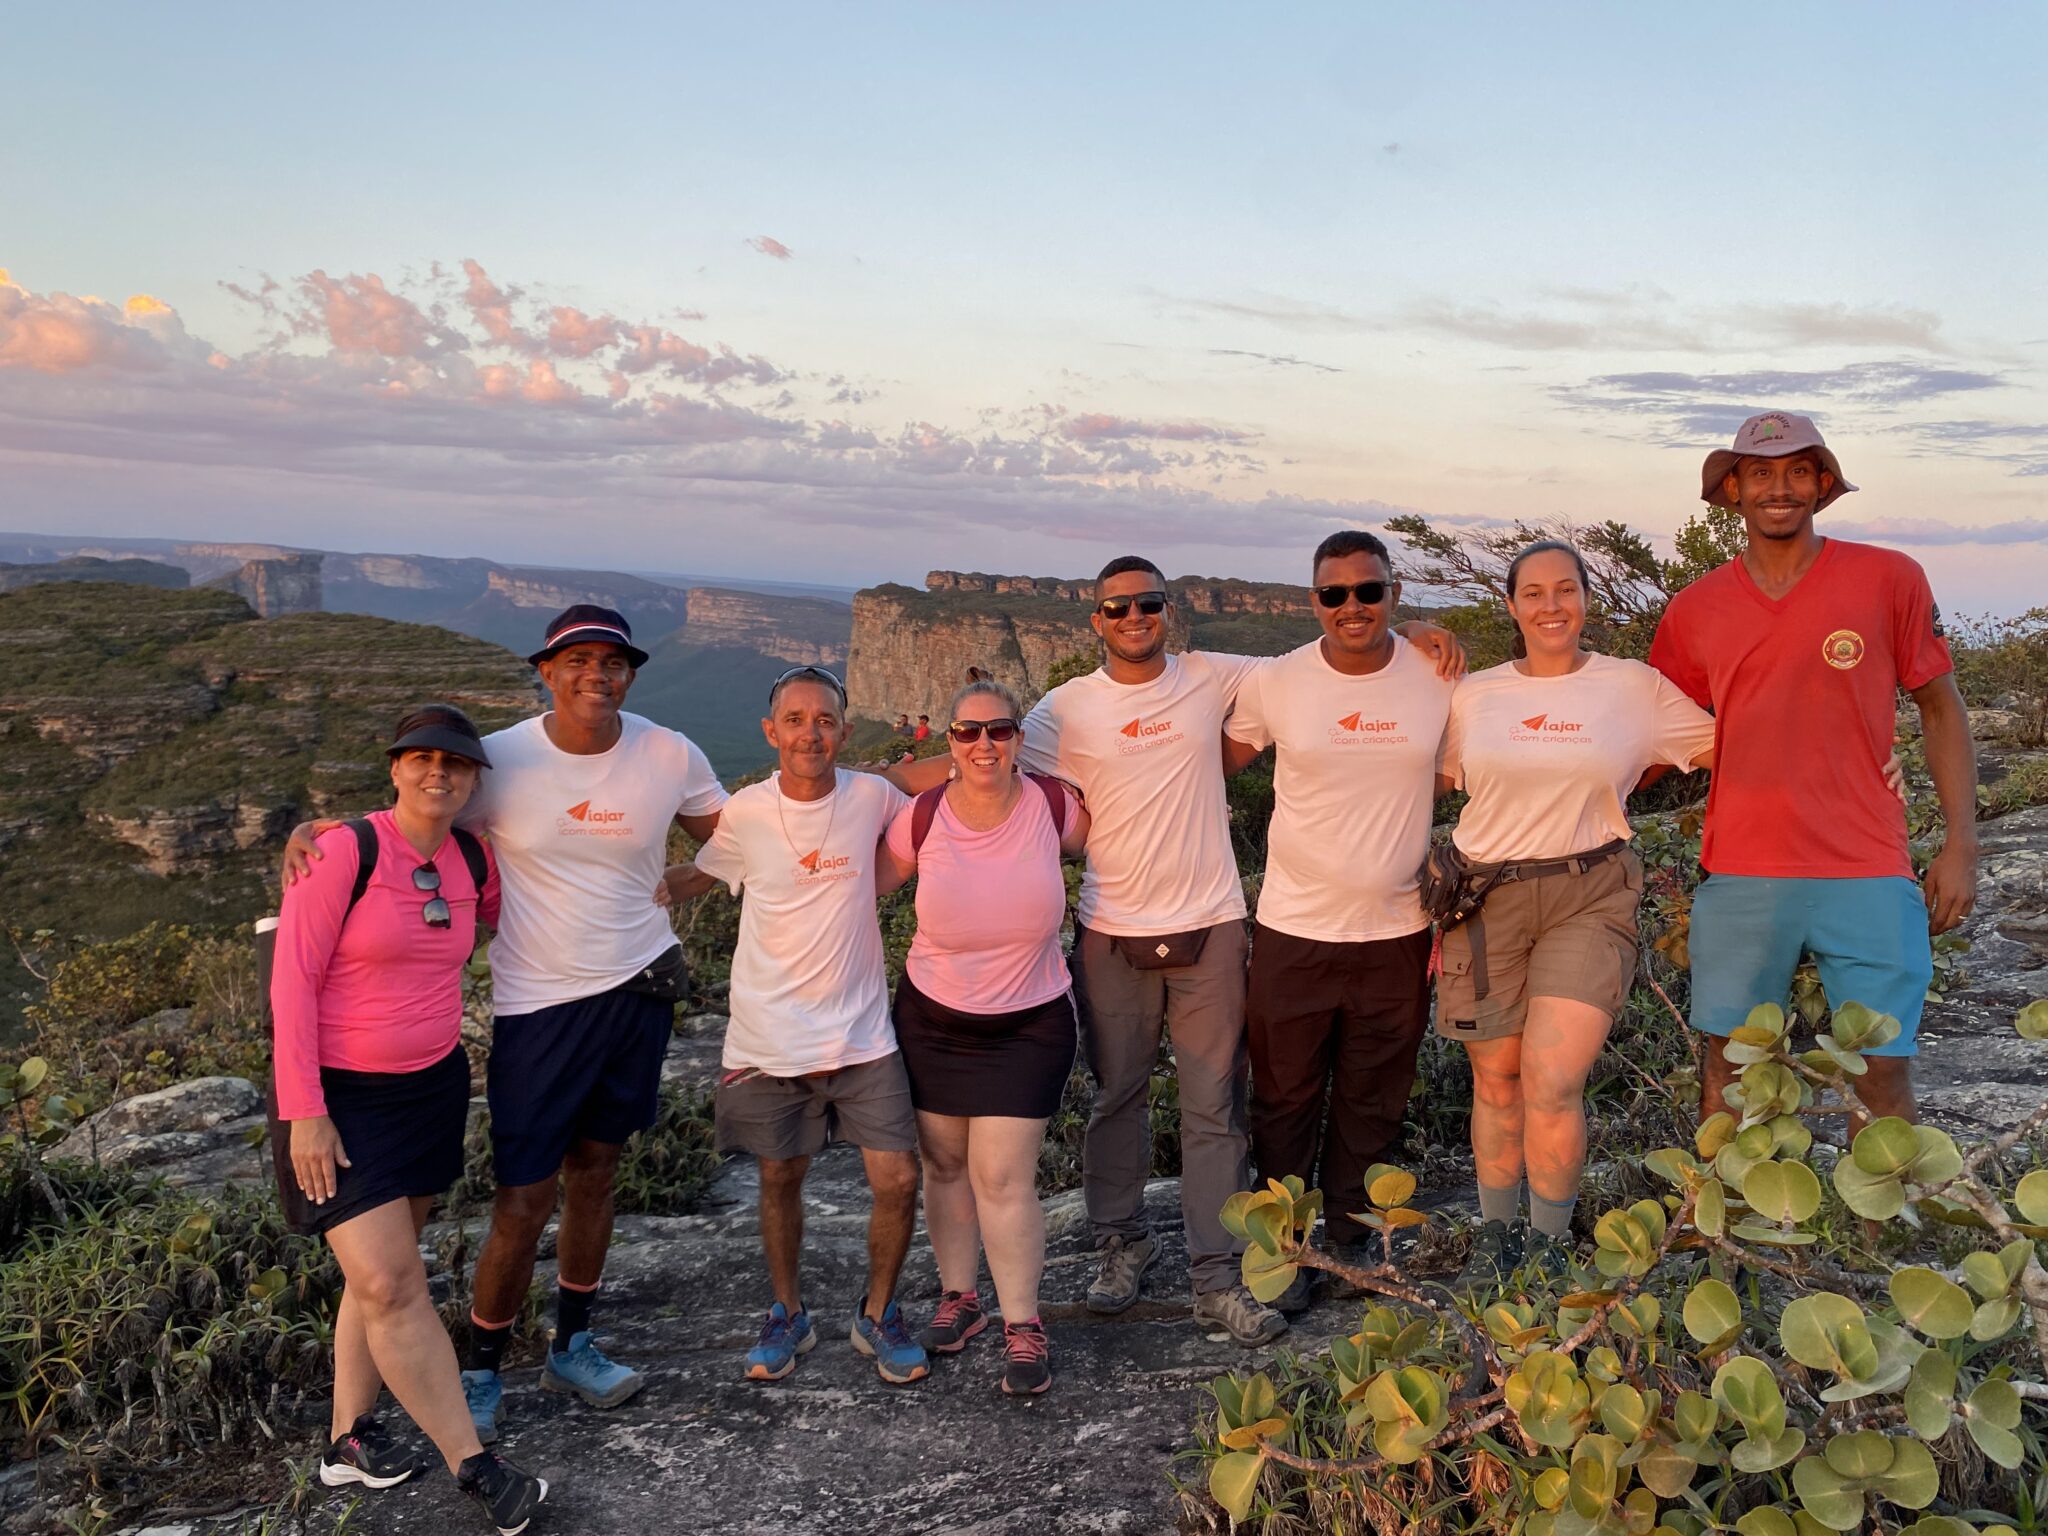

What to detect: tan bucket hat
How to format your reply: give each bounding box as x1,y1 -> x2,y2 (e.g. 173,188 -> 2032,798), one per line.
1700,411 -> 1858,510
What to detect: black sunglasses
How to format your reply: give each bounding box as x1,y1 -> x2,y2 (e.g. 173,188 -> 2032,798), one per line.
1097,592 -> 1167,619
1314,581 -> 1390,610
767,664 -> 847,707
947,718 -> 1019,744
413,864 -> 451,929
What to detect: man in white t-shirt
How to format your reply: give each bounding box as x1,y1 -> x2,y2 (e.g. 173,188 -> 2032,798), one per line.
1222,532 -> 1455,1311
287,604 -> 728,1442
661,668 -> 929,1386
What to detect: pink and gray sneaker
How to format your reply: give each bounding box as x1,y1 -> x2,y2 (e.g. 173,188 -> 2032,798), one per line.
920,1290 -> 988,1354
1000,1320 -> 1051,1396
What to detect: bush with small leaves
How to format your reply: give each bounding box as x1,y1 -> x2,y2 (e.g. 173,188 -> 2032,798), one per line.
1187,998 -> 2048,1535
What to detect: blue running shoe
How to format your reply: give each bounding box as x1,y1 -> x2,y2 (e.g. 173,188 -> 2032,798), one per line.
848,1295 -> 930,1385
461,1370 -> 504,1446
539,1331 -> 646,1408
744,1301 -> 817,1382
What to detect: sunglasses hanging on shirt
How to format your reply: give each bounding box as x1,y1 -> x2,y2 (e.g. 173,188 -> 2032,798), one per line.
413,864 -> 452,929
947,718 -> 1019,744
1096,593 -> 1167,619
1313,581 -> 1390,609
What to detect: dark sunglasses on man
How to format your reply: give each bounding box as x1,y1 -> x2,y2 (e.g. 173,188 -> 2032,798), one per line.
413,864 -> 452,929
947,718 -> 1019,744
1096,592 -> 1168,619
1314,580 -> 1391,610
767,664 -> 848,707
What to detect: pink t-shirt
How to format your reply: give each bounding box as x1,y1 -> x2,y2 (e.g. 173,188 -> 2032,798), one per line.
885,782 -> 1075,1015
271,811 -> 501,1119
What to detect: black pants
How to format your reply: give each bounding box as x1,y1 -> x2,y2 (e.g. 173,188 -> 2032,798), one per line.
1246,924 -> 1432,1246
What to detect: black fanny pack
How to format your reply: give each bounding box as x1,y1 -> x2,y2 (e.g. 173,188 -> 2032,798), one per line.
620,942 -> 691,1002
1112,927 -> 1212,971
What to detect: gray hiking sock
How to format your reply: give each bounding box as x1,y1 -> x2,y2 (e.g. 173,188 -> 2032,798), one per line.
1477,1180 -> 1524,1225
1529,1190 -> 1577,1239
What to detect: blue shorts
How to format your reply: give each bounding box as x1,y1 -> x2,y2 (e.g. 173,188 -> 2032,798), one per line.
488,984 -> 674,1186
1687,874 -> 1932,1058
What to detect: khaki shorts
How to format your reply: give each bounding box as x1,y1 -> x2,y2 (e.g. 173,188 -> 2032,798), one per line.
1433,850 -> 1643,1043
714,1052 -> 918,1161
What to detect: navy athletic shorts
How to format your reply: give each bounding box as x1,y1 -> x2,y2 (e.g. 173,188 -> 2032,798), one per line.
487,984 -> 673,1186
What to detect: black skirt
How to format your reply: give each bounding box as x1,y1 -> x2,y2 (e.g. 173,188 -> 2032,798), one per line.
268,1043 -> 470,1236
892,973 -> 1077,1119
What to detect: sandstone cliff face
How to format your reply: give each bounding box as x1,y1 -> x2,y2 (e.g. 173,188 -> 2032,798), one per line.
485,566 -> 691,627
679,587 -> 850,666
845,570 -> 1313,720
203,553 -> 324,617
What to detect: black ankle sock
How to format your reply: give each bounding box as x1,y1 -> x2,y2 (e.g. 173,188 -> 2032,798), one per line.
466,1316 -> 513,1375
554,1283 -> 597,1353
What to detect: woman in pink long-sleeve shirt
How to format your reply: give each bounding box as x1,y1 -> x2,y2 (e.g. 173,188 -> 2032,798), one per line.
271,705 -> 549,1523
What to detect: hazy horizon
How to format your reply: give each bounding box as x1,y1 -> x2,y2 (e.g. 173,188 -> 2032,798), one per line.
4,5 -> 2044,615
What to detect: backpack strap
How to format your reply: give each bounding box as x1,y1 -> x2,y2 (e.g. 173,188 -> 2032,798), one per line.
1025,772 -> 1068,839
450,826 -> 488,897
910,775 -> 1069,858
344,819 -> 379,918
908,785 -> 947,857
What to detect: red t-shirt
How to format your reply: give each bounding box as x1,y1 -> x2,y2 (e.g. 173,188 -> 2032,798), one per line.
1648,540 -> 1952,879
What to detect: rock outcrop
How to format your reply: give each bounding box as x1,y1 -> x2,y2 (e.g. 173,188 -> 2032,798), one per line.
679,586 -> 850,666
846,570 -> 1317,721
204,553 -> 324,617
53,1073 -> 267,1188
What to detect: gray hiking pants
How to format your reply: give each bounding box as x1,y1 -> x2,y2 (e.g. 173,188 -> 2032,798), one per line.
1071,918 -> 1250,1295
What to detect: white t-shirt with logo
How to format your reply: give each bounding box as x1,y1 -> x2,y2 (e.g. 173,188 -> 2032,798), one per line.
1438,654 -> 1715,865
1017,651 -> 1262,937
694,769 -> 910,1075
1226,636 -> 1456,942
460,712 -> 729,1014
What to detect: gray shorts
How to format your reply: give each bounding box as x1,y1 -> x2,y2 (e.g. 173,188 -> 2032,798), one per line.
713,1052 -> 918,1161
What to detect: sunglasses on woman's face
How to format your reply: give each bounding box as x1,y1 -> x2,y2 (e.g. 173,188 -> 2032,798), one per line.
1096,593 -> 1167,619
947,718 -> 1019,744
1314,580 -> 1390,610
413,864 -> 452,929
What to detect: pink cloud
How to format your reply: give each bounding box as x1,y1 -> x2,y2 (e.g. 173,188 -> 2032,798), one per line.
298,270 -> 463,358
1063,412 -> 1255,443
748,236 -> 794,261
615,323 -> 712,376
459,259 -> 535,351
544,305 -> 622,359
0,274 -> 172,374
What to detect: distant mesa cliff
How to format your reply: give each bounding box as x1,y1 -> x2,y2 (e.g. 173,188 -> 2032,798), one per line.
680,587 -> 849,667
0,556 -> 190,593
846,570 -> 1318,720
202,553 -> 324,617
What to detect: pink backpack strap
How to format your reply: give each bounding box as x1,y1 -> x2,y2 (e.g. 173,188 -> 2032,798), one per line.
910,775 -> 1067,856
1026,773 -> 1068,838
909,784 -> 948,856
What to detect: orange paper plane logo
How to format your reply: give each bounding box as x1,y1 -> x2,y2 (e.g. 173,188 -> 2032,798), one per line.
797,849 -> 821,872
562,800 -> 626,824
566,799 -> 591,820
1521,714 -> 1547,732
1119,717 -> 1172,738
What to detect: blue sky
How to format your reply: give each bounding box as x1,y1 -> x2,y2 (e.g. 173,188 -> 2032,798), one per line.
3,3 -> 2044,610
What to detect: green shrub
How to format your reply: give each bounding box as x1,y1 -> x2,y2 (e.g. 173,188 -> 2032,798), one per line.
0,1173 -> 341,1455
23,924 -> 270,1109
1185,999 -> 2048,1535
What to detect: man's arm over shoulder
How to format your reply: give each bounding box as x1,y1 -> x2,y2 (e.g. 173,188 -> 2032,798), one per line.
1647,587 -> 1713,710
